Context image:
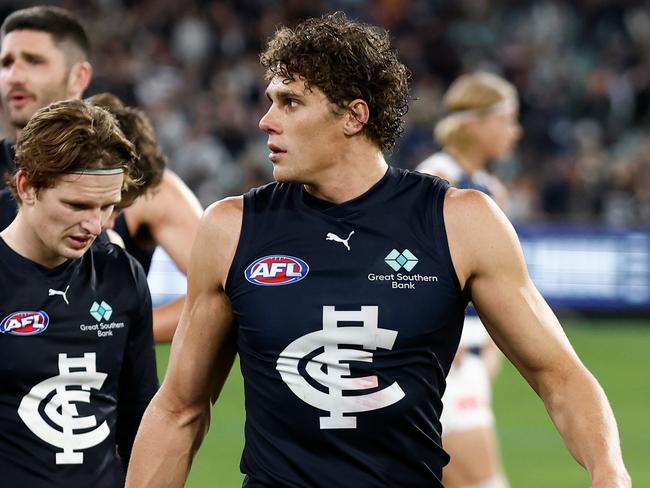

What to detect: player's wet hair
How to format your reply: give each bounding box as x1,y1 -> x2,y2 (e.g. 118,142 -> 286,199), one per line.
260,11 -> 409,153
87,93 -> 166,208
9,99 -> 138,202
0,6 -> 90,61
435,72 -> 518,147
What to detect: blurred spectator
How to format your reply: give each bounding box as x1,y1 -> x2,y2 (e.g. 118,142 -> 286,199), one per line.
1,0 -> 649,227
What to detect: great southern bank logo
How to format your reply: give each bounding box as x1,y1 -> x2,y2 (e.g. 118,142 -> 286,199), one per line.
384,249 -> 418,271
245,255 -> 309,286
89,301 -> 112,322
368,249 -> 437,289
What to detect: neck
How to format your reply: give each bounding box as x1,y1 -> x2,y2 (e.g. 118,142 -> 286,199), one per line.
0,213 -> 68,268
303,143 -> 388,204
445,145 -> 488,176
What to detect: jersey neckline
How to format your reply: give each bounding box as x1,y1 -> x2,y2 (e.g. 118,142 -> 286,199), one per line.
0,235 -> 78,278
298,166 -> 396,218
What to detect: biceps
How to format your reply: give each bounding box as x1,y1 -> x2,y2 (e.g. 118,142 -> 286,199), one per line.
163,288 -> 236,406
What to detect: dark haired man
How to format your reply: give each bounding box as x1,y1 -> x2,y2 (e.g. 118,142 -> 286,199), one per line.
0,99 -> 158,487
0,6 -> 202,342
0,5 -> 91,180
127,13 -> 630,488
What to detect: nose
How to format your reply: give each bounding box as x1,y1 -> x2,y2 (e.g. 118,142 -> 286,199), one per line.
81,209 -> 103,236
259,105 -> 280,134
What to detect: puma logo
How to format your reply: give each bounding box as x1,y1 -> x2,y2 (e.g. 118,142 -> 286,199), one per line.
325,231 -> 355,251
48,285 -> 70,305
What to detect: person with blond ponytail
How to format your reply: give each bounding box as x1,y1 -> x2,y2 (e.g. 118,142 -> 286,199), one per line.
416,72 -> 522,488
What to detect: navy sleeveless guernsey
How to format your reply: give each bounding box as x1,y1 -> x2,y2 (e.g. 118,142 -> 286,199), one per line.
113,213 -> 155,274
226,167 -> 467,487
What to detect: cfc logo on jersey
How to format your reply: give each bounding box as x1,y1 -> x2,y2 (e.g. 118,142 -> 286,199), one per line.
245,255 -> 309,286
0,311 -> 50,336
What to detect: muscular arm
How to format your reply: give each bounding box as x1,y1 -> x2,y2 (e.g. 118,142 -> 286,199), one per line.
125,169 -> 203,342
445,189 -> 630,487
125,196 -> 243,487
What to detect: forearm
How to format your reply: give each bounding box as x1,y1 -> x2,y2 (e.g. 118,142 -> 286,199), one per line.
540,367 -> 630,487
153,297 -> 185,343
125,392 -> 210,487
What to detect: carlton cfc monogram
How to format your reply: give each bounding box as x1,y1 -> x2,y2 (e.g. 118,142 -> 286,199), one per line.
276,306 -> 405,429
18,353 -> 110,464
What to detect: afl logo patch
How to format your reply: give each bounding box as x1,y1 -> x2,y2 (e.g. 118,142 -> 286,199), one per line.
0,311 -> 50,336
245,255 -> 309,286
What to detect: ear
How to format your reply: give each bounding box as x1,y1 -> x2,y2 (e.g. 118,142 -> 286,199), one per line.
343,99 -> 369,137
67,61 -> 93,98
15,170 -> 37,205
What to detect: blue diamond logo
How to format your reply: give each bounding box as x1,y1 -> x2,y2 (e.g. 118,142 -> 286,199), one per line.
384,249 -> 418,272
90,300 -> 113,321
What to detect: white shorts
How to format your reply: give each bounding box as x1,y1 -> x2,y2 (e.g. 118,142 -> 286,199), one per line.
440,352 -> 494,434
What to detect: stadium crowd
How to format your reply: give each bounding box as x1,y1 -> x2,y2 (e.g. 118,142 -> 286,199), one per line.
1,0 -> 649,227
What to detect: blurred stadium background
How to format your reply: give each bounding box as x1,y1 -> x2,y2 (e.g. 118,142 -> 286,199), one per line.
2,0 -> 649,486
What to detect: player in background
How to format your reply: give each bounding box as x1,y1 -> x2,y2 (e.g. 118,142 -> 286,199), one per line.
85,94 -> 168,247
126,13 -> 630,488
0,5 -> 202,342
416,71 -> 522,488
0,99 -> 158,487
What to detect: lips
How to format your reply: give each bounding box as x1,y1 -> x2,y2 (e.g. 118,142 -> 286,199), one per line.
7,91 -> 35,108
68,235 -> 93,250
268,143 -> 286,162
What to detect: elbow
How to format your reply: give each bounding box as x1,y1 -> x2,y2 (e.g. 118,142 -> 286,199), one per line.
151,387 -> 212,437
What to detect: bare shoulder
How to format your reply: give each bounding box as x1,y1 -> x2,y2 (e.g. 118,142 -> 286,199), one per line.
443,188 -> 522,288
128,168 -> 202,223
201,195 -> 244,238
157,168 -> 202,208
192,196 -> 244,289
444,186 -> 501,220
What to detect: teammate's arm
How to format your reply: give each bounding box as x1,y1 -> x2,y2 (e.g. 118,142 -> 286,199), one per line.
127,169 -> 203,342
116,258 -> 158,468
444,189 -> 631,488
125,196 -> 242,487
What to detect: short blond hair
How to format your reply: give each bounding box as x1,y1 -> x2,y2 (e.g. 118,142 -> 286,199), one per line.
434,72 -> 518,147
9,99 -> 138,202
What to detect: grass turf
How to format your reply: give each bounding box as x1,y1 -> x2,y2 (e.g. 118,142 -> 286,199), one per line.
154,319 -> 649,487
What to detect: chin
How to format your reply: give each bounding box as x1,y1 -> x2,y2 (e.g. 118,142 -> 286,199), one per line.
63,242 -> 93,259
272,167 -> 298,184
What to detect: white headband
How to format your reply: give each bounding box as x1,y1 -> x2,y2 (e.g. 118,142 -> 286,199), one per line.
441,98 -> 518,124
67,168 -> 124,176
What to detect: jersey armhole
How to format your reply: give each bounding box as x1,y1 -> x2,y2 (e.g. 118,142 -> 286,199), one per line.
224,192 -> 254,295
432,181 -> 464,301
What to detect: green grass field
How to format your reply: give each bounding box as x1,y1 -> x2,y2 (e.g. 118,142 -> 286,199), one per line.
155,319 -> 650,487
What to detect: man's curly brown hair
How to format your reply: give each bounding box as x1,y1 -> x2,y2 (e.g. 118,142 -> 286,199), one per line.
260,12 -> 410,152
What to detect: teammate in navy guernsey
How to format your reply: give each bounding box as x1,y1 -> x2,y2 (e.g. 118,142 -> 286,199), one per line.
416,72 -> 523,488
126,12 -> 630,488
0,99 -> 158,487
0,6 -> 203,342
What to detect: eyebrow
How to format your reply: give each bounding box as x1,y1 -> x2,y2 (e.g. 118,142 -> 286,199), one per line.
265,88 -> 303,102
0,50 -> 47,64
